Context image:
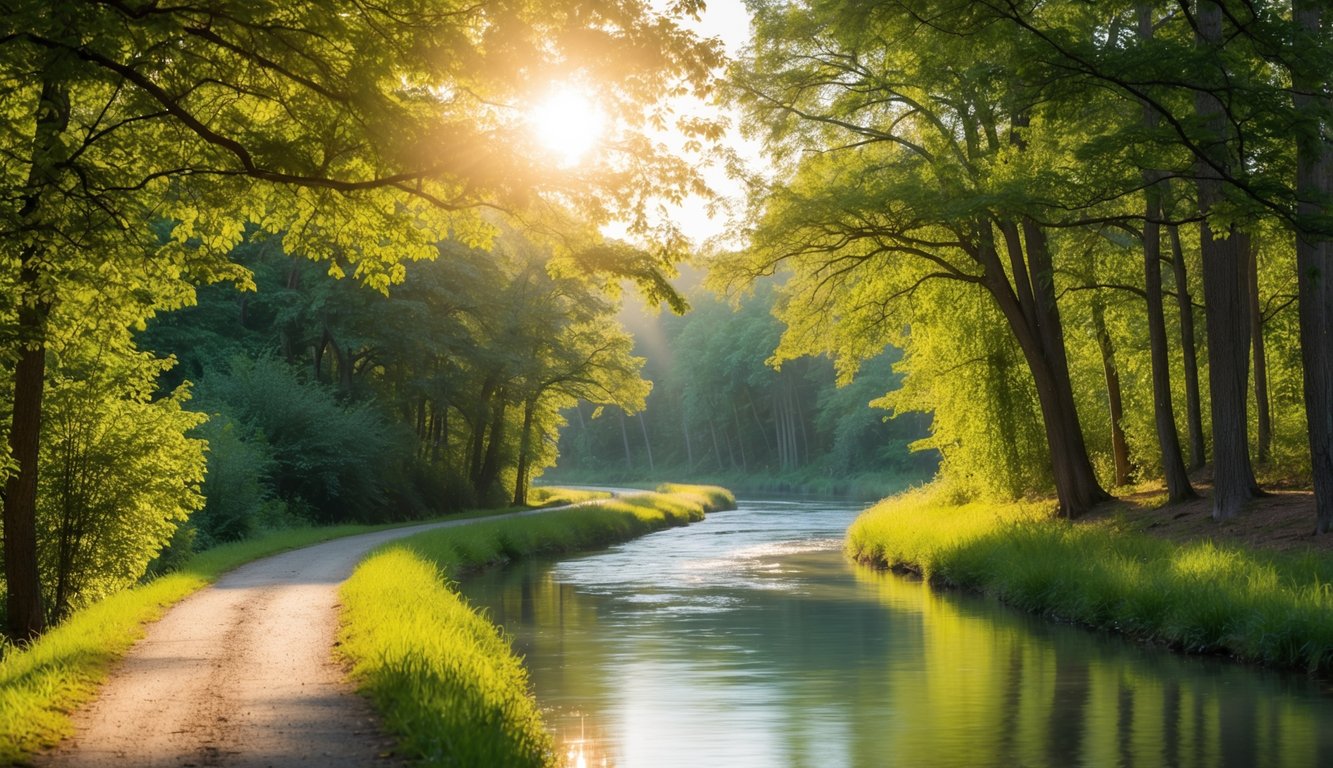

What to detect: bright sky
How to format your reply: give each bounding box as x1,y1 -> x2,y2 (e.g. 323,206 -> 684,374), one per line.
603,0 -> 757,248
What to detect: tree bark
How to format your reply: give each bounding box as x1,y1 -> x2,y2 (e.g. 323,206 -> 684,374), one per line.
1167,220 -> 1208,470
981,220 -> 1109,517
476,390 -> 508,494
1247,239 -> 1272,464
512,397 -> 537,506
1195,0 -> 1260,520
4,71 -> 73,639
1143,173 -> 1197,501
1091,296 -> 1132,486
1135,9 -> 1197,502
1292,0 -> 1333,534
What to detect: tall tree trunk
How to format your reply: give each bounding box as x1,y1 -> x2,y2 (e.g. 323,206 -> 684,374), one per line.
1136,11 -> 1197,501
680,403 -> 694,471
1248,239 -> 1272,464
730,402 -> 749,471
981,219 -> 1109,518
477,391 -> 508,494
1293,0 -> 1333,534
512,396 -> 537,506
4,72 -> 72,639
1196,0 -> 1260,520
618,409 -> 633,470
1143,177 -> 1197,501
637,412 -> 655,474
1167,220 -> 1208,470
468,377 -> 497,485
708,420 -> 723,471
1091,296 -> 1132,486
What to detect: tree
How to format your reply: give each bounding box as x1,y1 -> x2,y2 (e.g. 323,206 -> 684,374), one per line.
1,0 -> 722,637
721,0 -> 1110,516
37,348 -> 205,620
973,0 -> 1332,521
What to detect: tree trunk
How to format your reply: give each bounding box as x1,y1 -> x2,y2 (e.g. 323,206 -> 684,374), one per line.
1196,0 -> 1260,520
1293,0 -> 1333,534
477,391 -> 508,494
1248,239 -> 1272,464
1135,12 -> 1197,502
981,220 -> 1109,517
3,71 -> 73,639
637,412 -> 655,474
468,377 -> 497,486
730,402 -> 749,472
1091,296 -> 1132,486
1167,220 -> 1207,470
708,420 -> 723,470
618,409 -> 633,470
1143,175 -> 1197,501
512,397 -> 537,506
5,330 -> 49,639
680,403 -> 694,471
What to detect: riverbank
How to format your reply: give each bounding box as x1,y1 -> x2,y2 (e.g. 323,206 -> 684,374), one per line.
543,468 -> 926,502
847,486 -> 1333,674
337,484 -> 735,767
0,498 -> 610,764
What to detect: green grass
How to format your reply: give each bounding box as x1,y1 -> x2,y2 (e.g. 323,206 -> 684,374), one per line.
0,523 -> 409,763
337,486 -> 734,767
847,486 -> 1333,672
526,486 -> 613,507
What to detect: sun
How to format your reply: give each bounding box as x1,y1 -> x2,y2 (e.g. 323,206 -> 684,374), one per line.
529,84 -> 606,167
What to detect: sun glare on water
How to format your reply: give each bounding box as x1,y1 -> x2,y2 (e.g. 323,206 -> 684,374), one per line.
530,84 -> 606,167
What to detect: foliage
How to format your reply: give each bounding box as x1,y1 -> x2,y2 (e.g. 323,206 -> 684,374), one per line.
551,283 -> 936,489
847,488 -> 1333,673
194,356 -> 406,524
709,0 -> 1327,519
34,358 -> 205,620
187,416 -> 284,549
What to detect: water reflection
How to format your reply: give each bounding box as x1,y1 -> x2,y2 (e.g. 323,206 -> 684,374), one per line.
459,501 -> 1333,768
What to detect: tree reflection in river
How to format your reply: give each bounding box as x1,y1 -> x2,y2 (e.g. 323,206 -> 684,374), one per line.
460,501 -> 1333,768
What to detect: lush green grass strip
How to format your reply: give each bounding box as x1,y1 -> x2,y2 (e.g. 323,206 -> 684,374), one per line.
655,482 -> 737,512
337,487 -> 732,767
0,523 -> 413,763
847,488 -> 1333,672
526,486 -> 612,507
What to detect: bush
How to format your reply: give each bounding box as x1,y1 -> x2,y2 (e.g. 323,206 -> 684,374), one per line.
36,353 -> 206,620
196,356 -> 412,524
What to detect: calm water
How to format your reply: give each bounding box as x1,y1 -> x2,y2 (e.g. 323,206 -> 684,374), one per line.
459,499 -> 1333,768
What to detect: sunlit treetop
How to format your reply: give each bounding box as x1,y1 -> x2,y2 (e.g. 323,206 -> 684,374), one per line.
1,0 -> 727,303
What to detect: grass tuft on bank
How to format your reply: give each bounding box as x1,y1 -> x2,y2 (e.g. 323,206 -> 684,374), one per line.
847,487 -> 1333,673
337,485 -> 733,767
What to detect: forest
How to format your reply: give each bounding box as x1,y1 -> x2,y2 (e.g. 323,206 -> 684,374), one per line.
1,0 -> 1330,654
549,281 -> 936,496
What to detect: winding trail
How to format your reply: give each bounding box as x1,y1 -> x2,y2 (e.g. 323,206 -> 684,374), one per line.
38,506 -> 579,768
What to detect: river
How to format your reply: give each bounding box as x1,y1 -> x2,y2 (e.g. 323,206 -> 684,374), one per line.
458,498 -> 1333,768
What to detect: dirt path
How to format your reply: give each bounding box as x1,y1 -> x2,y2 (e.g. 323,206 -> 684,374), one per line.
38,508 -> 569,768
